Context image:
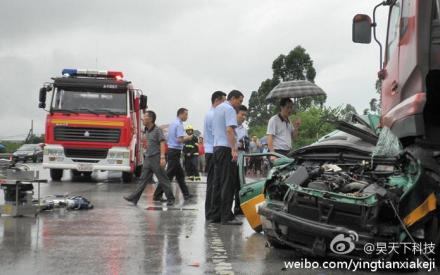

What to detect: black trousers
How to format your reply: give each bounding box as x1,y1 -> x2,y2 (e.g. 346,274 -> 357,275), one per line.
127,154 -> 175,203
184,155 -> 200,177
154,149 -> 190,198
205,153 -> 214,219
211,146 -> 234,223
231,160 -> 241,212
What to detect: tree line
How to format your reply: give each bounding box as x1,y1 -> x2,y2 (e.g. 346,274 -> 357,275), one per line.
247,45 -> 362,149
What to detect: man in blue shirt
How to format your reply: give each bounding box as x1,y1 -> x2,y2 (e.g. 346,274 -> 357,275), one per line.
211,90 -> 244,225
153,108 -> 193,200
203,91 -> 226,221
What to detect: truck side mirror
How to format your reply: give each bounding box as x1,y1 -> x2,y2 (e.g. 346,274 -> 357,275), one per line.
38,87 -> 47,108
352,14 -> 372,44
140,95 -> 148,110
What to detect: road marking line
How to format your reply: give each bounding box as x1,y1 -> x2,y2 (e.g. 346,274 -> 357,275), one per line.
207,224 -> 235,275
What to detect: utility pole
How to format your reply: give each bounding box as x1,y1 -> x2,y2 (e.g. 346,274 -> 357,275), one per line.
24,120 -> 34,143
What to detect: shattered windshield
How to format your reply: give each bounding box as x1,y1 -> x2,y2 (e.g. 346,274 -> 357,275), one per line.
51,88 -> 127,115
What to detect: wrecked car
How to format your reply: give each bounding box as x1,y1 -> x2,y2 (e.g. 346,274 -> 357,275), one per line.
254,114 -> 440,261
240,0 -> 440,262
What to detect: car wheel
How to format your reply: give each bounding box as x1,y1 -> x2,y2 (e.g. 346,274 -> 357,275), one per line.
32,156 -> 37,163
253,225 -> 263,233
266,235 -> 288,249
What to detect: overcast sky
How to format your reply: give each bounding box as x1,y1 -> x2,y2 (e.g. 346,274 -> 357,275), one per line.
0,0 -> 387,139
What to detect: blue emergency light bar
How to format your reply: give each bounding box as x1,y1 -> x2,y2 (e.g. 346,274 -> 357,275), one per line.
61,69 -> 124,80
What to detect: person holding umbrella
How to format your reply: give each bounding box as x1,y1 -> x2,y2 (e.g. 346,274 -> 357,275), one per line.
266,98 -> 300,157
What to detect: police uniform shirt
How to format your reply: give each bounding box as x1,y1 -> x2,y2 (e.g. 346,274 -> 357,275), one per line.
213,101 -> 237,148
167,117 -> 185,150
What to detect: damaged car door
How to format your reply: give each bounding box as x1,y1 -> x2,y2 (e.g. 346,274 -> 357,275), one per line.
238,152 -> 291,233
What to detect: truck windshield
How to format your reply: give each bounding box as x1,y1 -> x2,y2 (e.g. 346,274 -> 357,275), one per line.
51,88 -> 127,115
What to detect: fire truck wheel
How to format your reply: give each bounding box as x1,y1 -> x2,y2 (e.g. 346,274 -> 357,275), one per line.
50,169 -> 63,181
122,172 -> 133,183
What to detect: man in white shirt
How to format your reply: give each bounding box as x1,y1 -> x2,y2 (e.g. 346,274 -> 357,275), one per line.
266,98 -> 300,157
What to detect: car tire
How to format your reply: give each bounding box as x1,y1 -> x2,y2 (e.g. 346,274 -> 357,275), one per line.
122,172 -> 133,183
253,225 -> 263,233
32,156 -> 37,163
266,235 -> 288,249
50,169 -> 63,181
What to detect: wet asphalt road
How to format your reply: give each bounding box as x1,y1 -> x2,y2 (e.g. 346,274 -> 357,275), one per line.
0,164 -> 424,275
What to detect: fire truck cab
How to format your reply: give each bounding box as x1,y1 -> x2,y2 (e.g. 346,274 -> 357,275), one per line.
38,69 -> 147,183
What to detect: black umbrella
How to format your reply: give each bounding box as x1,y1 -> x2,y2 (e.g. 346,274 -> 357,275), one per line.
266,80 -> 326,100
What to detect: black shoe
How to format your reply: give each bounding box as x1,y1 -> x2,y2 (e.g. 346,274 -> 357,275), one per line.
183,194 -> 194,200
221,217 -> 243,225
153,197 -> 167,202
123,196 -> 138,206
209,219 -> 221,224
166,199 -> 175,206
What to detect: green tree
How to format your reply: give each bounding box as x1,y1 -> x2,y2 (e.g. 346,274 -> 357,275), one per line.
248,45 -> 325,129
340,104 -> 358,122
272,46 -> 325,110
364,79 -> 382,115
248,78 -> 279,128
290,106 -> 342,149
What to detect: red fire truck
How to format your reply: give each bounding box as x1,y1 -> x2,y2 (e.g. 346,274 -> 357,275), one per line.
38,69 -> 147,182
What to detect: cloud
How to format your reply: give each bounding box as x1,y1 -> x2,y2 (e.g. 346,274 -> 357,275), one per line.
0,0 -> 387,139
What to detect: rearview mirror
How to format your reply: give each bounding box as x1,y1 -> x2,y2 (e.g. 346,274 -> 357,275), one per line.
140,95 -> 148,110
38,87 -> 47,108
352,14 -> 372,44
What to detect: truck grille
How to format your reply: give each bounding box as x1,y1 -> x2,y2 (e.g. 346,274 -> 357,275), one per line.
54,126 -> 121,143
64,148 -> 109,159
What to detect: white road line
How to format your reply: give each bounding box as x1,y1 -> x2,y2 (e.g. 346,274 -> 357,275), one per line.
207,224 -> 235,275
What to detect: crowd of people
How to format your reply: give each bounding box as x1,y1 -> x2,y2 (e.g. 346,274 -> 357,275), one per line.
123,90 -> 300,226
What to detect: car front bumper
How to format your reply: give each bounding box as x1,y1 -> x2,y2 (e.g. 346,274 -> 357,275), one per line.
259,202 -> 395,259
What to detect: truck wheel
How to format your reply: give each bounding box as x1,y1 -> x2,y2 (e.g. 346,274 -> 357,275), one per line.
122,172 -> 133,183
50,169 -> 63,181
134,165 -> 143,177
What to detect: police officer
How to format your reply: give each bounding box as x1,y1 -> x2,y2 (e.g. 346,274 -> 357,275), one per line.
153,108 -> 193,200
211,90 -> 244,225
204,91 -> 226,221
